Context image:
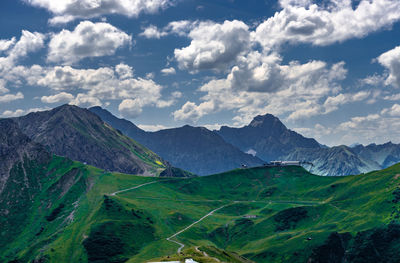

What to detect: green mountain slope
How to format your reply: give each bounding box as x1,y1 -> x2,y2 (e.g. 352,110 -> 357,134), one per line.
4,160 -> 400,262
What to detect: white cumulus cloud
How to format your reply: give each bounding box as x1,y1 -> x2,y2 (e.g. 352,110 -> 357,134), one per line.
174,20 -> 251,71
0,92 -> 24,103
48,21 -> 131,64
161,67 -> 176,75
41,92 -> 74,103
377,46 -> 400,88
254,0 -> 400,49
140,20 -> 196,39
24,0 -> 175,25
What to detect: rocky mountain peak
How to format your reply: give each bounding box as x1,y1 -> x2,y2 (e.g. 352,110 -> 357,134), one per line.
13,105 -> 166,176
249,114 -> 283,129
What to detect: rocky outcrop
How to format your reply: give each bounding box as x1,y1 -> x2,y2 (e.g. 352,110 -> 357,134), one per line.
217,114 -> 320,162
0,119 -> 50,195
14,104 -> 165,176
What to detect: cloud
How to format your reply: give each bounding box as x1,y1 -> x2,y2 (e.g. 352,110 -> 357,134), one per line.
48,21 -> 131,64
161,67 -> 176,75
0,30 -> 45,72
329,103 -> 400,144
118,99 -> 143,118
166,1 -> 400,75
0,37 -> 16,53
1,107 -> 49,118
361,74 -> 386,86
1,109 -> 25,118
173,56 -> 348,124
377,46 -> 400,88
322,91 -> 370,114
0,31 -> 45,106
334,113 -> 393,144
254,0 -> 400,49
140,25 -> 165,39
0,62 -> 173,119
0,92 -> 24,103
383,93 -> 400,101
70,93 -> 102,108
140,20 -> 195,39
115,63 -> 134,79
293,123 -> 333,143
41,92 -> 74,103
381,103 -> 400,116
173,101 -> 215,123
0,79 -> 9,94
174,20 -> 251,71
0,30 -> 172,119
137,124 -> 171,131
24,0 -> 175,25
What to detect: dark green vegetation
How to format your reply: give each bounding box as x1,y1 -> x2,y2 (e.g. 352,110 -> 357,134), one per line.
309,223 -> 400,263
159,166 -> 195,178
273,206 -> 308,231
3,158 -> 400,262
150,246 -> 254,263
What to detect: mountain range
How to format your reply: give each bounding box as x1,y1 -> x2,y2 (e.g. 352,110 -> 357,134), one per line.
2,104 -> 400,262
12,104 -> 169,176
90,106 -> 400,176
89,106 -> 264,176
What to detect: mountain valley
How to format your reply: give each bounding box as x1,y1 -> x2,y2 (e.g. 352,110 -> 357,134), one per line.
2,105 -> 400,263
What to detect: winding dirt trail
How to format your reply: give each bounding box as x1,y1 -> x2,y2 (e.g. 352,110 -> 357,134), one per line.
108,180 -> 323,254
166,204 -> 229,253
110,181 -> 160,196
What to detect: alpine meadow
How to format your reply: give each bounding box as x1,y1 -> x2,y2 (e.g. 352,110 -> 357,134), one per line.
2,0 -> 400,263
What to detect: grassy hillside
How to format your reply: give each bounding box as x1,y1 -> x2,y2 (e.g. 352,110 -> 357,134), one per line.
3,163 -> 400,262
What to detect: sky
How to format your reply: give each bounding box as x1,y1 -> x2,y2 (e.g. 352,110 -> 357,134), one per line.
0,0 -> 400,146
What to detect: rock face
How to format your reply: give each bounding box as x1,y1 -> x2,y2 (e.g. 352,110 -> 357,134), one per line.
14,104 -> 165,176
216,114 -> 321,162
0,119 -> 53,245
0,119 -> 50,195
90,107 -> 264,176
283,145 -> 381,176
352,142 -> 400,168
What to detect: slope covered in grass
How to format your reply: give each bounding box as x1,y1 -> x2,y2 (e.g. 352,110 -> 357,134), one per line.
3,163 -> 400,262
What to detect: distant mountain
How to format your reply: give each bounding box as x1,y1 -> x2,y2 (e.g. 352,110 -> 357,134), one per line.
352,142 -> 400,168
90,107 -> 400,176
89,107 -> 264,176
142,125 -> 264,176
283,145 -> 381,176
283,142 -> 400,176
89,106 -> 147,142
216,114 -> 321,161
13,104 -> 166,176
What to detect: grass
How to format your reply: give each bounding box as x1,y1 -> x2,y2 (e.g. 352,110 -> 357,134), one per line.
3,163 -> 400,262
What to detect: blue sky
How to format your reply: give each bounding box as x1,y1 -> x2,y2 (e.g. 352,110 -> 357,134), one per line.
1,0 -> 400,146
